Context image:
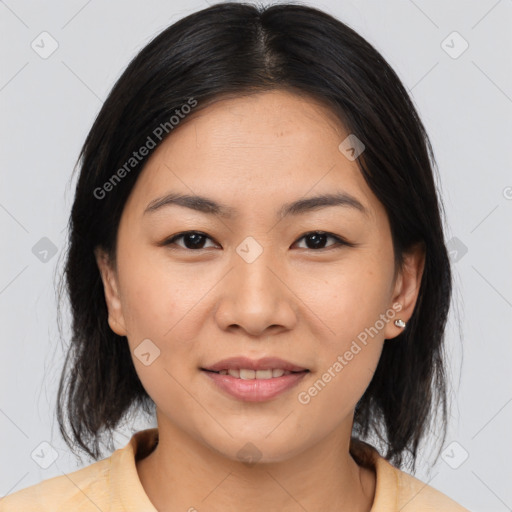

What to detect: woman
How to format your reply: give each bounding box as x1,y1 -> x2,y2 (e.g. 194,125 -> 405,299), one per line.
0,2 -> 469,510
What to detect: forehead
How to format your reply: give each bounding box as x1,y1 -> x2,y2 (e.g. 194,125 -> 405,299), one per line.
122,90 -> 383,224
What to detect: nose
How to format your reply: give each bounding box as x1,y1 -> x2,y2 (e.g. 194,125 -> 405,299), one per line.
214,247 -> 298,337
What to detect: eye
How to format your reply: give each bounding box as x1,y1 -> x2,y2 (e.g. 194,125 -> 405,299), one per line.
293,231 -> 353,250
163,231 -> 218,250
162,230 -> 352,251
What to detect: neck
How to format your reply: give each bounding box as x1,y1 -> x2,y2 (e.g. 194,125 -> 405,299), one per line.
136,418 -> 376,512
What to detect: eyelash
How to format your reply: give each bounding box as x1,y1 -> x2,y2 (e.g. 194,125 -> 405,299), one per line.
161,230 -> 355,251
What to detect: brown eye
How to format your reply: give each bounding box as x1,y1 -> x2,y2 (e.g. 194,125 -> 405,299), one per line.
162,230 -> 353,252
294,231 -> 352,250
164,231 -> 217,250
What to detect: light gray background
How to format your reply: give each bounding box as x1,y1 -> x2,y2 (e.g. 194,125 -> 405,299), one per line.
1,1 -> 511,510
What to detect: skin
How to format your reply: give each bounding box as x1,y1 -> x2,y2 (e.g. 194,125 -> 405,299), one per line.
95,89 -> 424,512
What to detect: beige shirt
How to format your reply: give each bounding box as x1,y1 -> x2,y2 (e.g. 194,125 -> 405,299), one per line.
0,428 -> 469,511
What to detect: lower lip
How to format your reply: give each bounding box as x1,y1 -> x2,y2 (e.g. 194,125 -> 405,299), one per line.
201,370 -> 309,402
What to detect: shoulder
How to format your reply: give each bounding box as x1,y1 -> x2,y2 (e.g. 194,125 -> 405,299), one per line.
375,453 -> 470,511
351,439 -> 470,511
393,466 -> 470,511
0,458 -> 111,512
0,428 -> 158,512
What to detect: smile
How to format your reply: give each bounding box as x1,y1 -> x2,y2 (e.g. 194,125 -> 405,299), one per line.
201,369 -> 309,402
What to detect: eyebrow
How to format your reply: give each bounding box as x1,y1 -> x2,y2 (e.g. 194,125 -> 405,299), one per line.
143,191 -> 369,219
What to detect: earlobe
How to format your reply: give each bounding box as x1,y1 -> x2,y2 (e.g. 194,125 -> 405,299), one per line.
94,247 -> 127,336
385,242 -> 426,340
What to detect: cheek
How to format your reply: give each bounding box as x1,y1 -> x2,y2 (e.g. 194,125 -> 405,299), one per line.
294,258 -> 391,404
116,252 -> 205,405
117,246 -> 203,340
299,258 -> 392,343
295,269 -> 388,417
116,246 -> 222,390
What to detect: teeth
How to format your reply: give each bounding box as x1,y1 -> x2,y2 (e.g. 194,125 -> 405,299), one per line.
240,369 -> 256,379
217,368 -> 293,379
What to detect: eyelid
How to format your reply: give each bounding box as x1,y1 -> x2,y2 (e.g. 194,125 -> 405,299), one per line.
161,230 -> 356,251
160,230 -> 219,249
293,231 -> 355,249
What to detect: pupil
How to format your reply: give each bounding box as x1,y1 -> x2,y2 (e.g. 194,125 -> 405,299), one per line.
307,233 -> 326,249
185,233 -> 205,249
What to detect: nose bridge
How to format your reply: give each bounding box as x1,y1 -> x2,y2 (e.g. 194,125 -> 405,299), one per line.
214,234 -> 296,335
233,235 -> 281,300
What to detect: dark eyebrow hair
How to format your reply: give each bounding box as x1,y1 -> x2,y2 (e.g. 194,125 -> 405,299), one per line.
143,191 -> 369,219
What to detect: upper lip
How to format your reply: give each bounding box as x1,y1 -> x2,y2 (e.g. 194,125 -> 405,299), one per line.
201,356 -> 308,372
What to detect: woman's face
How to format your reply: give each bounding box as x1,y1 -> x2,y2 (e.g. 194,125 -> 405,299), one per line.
96,90 -> 423,463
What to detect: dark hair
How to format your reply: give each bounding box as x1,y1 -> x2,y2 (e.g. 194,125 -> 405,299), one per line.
56,1 -> 452,471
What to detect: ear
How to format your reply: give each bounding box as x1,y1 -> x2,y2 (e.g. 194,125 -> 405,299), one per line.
94,247 -> 127,336
384,242 -> 425,340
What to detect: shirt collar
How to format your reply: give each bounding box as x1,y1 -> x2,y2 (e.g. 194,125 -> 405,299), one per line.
110,427 -> 159,511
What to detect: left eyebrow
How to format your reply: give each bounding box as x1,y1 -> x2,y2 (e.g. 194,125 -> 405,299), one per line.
143,191 -> 370,219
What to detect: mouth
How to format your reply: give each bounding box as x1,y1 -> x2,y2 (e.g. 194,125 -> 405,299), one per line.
200,367 -> 310,402
201,368 -> 309,379
200,356 -> 310,401
201,355 -> 309,374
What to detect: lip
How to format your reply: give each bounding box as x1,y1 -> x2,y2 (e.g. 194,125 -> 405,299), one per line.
201,356 -> 308,372
202,369 -> 309,402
